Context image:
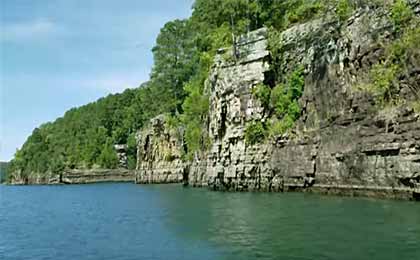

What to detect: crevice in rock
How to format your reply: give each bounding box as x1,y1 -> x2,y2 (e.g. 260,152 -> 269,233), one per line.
218,103 -> 227,138
363,149 -> 400,157
182,165 -> 189,186
263,69 -> 276,88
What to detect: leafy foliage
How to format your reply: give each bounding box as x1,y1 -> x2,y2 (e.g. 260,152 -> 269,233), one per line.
126,133 -> 138,170
386,26 -> 420,69
390,0 -> 413,30
8,89 -> 142,175
253,84 -> 271,110
180,53 -> 212,160
245,121 -> 267,145
271,68 -> 305,116
269,66 -> 305,135
253,66 -> 305,137
269,116 -> 296,137
97,140 -> 119,169
285,1 -> 325,26
151,19 -> 199,113
367,63 -> 400,105
361,16 -> 420,106
336,0 -> 354,22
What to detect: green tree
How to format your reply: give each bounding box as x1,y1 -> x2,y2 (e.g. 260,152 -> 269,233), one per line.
151,19 -> 199,113
98,140 -> 119,169
126,133 -> 138,170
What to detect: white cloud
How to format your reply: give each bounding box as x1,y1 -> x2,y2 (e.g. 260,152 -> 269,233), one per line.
0,18 -> 57,42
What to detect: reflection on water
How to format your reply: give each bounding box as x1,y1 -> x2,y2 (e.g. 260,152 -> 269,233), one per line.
1,184 -> 420,260
154,186 -> 420,260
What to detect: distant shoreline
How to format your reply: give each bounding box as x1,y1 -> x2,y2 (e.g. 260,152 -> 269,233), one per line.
8,172 -> 420,202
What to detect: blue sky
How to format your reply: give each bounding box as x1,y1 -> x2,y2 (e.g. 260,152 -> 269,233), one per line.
0,0 -> 194,161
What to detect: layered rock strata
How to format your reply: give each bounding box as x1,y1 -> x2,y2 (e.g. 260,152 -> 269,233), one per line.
135,115 -> 187,184
9,169 -> 134,185
136,4 -> 420,199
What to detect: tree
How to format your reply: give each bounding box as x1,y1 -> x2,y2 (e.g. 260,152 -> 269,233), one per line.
126,133 -> 138,170
98,140 -> 119,169
151,19 -> 198,113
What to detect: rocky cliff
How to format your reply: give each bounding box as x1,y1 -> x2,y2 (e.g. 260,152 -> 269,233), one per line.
136,3 -> 420,199
136,115 -> 187,184
189,28 -> 272,190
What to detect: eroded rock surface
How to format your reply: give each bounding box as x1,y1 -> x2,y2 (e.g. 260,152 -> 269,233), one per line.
136,5 -> 420,199
136,115 -> 187,184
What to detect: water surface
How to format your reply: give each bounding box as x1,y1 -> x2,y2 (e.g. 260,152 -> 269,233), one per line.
1,183 -> 419,260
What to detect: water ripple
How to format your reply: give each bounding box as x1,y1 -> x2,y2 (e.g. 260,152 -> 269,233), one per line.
1,184 -> 420,260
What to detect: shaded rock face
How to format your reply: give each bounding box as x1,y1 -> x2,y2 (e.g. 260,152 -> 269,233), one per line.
269,5 -> 420,197
136,6 -> 420,199
135,115 -> 187,184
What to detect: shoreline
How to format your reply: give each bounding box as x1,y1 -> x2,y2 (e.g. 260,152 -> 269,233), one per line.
6,172 -> 420,201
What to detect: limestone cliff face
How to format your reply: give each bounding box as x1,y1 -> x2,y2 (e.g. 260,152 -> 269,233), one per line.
189,28 -> 272,190
135,115 -> 187,184
136,4 -> 420,199
266,4 -> 420,197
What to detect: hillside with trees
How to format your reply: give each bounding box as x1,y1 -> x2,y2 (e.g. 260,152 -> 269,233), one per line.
7,0 -> 419,180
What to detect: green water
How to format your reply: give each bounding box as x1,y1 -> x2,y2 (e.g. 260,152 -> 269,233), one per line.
1,183 -> 419,260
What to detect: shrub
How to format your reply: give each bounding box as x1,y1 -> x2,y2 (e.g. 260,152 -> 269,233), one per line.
270,67 -> 304,119
253,84 -> 271,110
368,63 -> 400,105
184,120 -> 203,158
288,65 -> 305,99
268,66 -> 305,136
270,84 -> 291,117
181,53 -> 211,160
287,1 -> 325,25
336,0 -> 354,22
165,114 -> 180,130
359,23 -> 420,108
245,121 -> 267,145
269,116 -> 295,137
390,0 -> 413,30
267,28 -> 284,82
287,100 -> 301,120
387,27 -> 420,65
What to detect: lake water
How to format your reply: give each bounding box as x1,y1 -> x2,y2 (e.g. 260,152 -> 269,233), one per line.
1,183 -> 420,260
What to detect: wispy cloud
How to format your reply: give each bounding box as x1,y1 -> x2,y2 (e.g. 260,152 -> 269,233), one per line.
0,18 -> 58,42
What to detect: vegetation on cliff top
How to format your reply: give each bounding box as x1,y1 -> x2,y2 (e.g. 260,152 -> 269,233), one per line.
8,0 -> 418,178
